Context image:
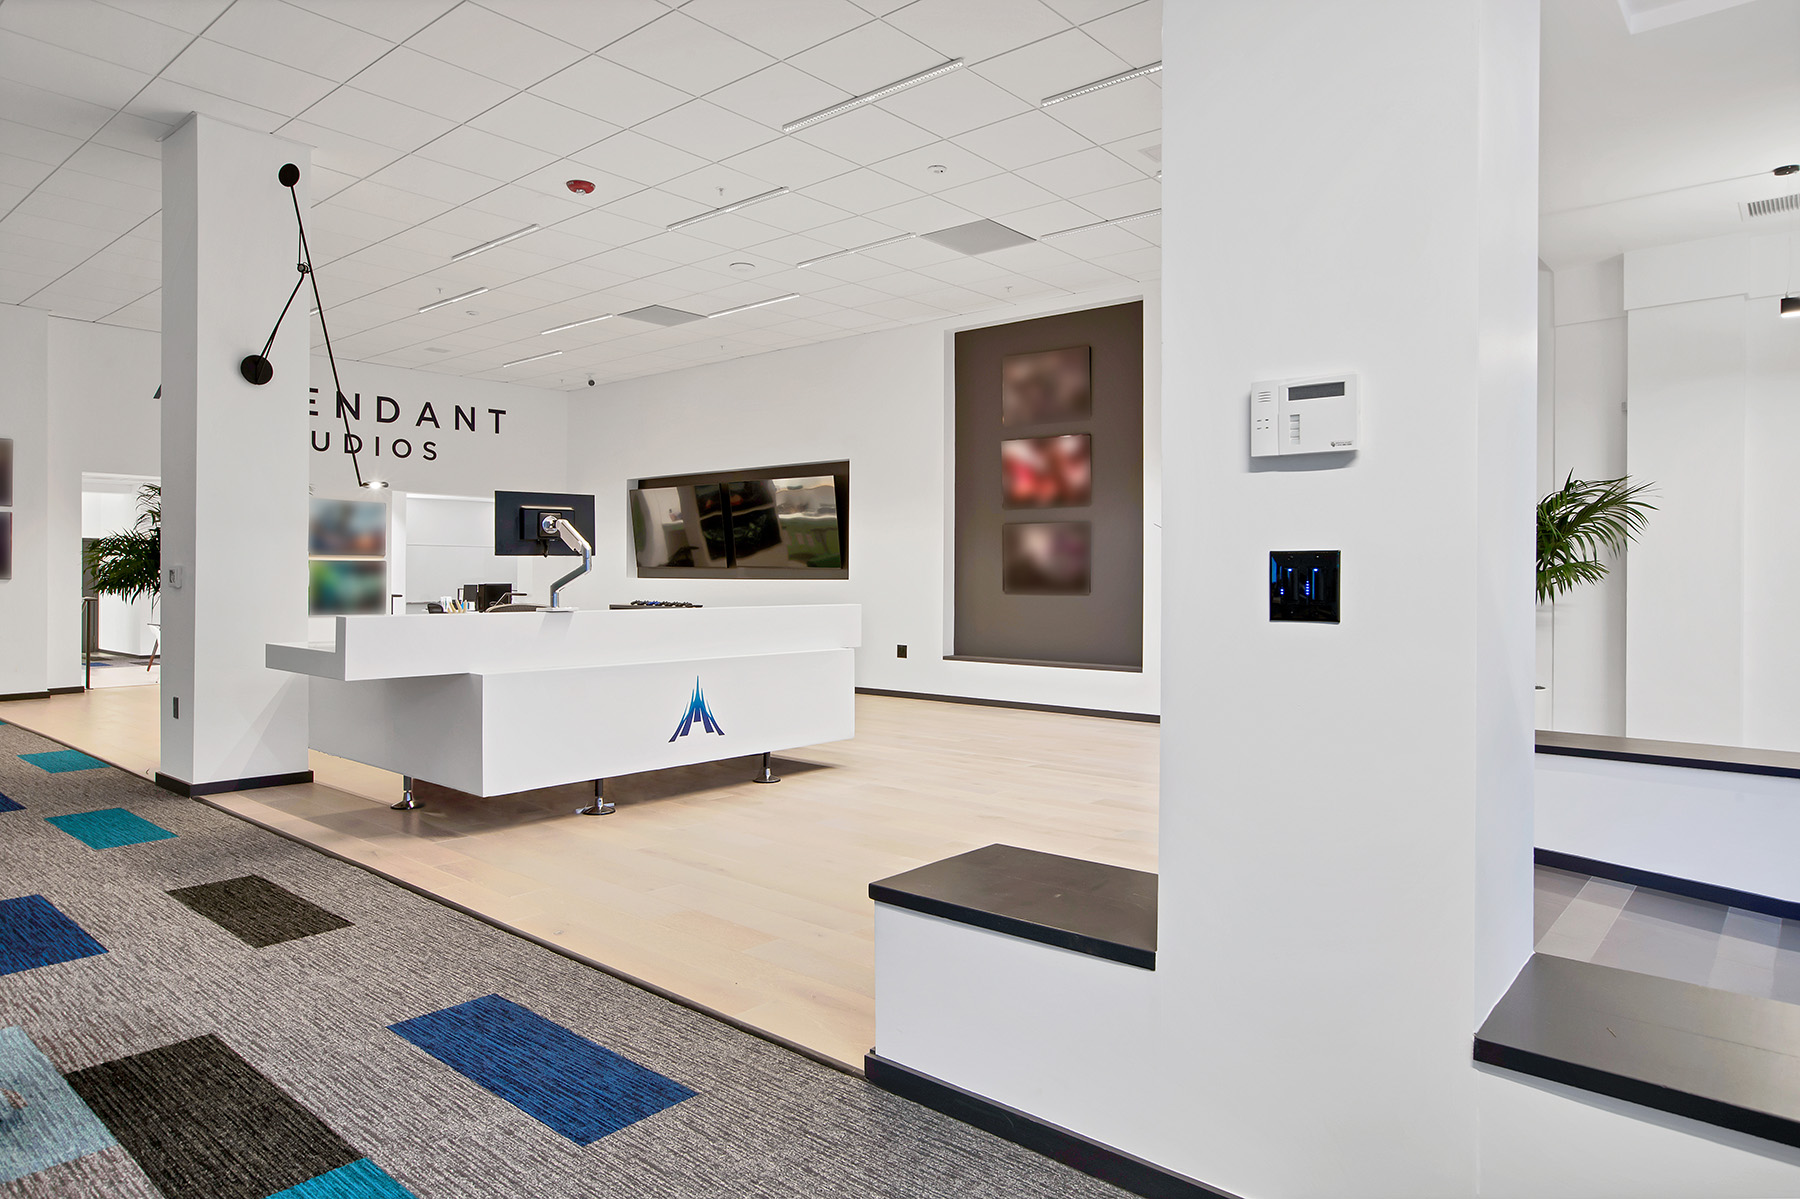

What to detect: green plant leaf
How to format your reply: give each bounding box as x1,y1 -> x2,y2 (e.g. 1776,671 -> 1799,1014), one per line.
84,484 -> 160,604
1536,473 -> 1655,602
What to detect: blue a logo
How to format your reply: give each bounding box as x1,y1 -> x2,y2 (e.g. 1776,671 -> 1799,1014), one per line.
669,678 -> 725,741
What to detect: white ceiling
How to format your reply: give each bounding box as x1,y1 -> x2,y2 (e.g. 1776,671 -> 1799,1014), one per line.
1541,0 -> 1800,269
0,0 -> 1163,389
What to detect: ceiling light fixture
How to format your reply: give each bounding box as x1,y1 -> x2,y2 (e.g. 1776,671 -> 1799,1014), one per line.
666,186 -> 790,231
797,232 -> 916,269
782,59 -> 965,133
503,349 -> 563,367
708,293 -> 799,318
419,287 -> 488,313
1041,61 -> 1162,107
540,314 -> 615,335
1040,208 -> 1162,238
451,224 -> 540,261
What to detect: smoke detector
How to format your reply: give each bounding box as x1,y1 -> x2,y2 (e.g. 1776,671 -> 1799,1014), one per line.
566,179 -> 595,194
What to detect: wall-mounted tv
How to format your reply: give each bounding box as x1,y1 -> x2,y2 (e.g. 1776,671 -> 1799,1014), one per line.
630,461 -> 848,579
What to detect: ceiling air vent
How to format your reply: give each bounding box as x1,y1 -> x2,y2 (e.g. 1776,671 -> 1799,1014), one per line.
1741,193 -> 1800,221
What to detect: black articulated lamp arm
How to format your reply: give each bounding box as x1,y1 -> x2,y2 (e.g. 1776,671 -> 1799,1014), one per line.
241,162 -> 366,489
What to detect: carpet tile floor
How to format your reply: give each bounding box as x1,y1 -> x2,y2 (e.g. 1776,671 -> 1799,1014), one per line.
0,718 -> 1126,1198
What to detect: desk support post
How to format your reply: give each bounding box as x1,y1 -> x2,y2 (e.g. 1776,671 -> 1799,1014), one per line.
392,775 -> 418,811
577,778 -> 615,816
754,752 -> 780,785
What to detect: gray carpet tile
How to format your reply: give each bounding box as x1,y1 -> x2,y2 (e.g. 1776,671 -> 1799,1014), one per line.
166,875 -> 353,948
0,720 -> 1126,1199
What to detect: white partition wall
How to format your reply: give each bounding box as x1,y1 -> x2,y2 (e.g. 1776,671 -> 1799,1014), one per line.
0,304 -> 50,697
159,116 -> 312,792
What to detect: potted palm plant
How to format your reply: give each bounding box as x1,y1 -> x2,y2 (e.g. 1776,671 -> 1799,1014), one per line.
85,484 -> 161,606
1535,473 -> 1654,602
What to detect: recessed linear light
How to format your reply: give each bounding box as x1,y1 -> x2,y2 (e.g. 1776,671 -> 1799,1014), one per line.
1040,209 -> 1162,239
708,293 -> 799,318
798,233 -> 916,269
1041,61 -> 1162,107
419,287 -> 488,313
540,313 -> 615,335
451,224 -> 540,261
503,349 -> 563,368
782,59 -> 965,133
666,186 -> 790,231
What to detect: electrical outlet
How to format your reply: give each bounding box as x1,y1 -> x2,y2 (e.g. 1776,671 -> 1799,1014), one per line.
896,644 -> 908,658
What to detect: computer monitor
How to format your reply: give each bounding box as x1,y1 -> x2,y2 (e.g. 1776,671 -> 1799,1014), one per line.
493,490 -> 596,557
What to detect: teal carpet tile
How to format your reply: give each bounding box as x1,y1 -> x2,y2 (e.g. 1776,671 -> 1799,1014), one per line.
45,808 -> 175,849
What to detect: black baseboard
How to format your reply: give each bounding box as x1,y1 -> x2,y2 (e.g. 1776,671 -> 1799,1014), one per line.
855,687 -> 1159,724
48,686 -> 85,695
0,691 -> 51,702
863,1053 -> 1235,1199
156,769 -> 314,798
1535,848 -> 1800,923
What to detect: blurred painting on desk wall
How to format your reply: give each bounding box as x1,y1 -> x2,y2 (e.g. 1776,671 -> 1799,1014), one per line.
0,437 -> 11,506
310,558 -> 386,615
309,497 -> 386,558
1001,346 -> 1090,426
0,512 -> 10,581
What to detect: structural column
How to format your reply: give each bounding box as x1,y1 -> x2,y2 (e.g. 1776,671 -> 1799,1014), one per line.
159,115 -> 312,793
0,304 -> 51,699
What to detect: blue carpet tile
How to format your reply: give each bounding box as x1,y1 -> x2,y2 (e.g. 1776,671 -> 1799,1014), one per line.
267,1157 -> 419,1198
0,895 -> 107,975
0,790 -> 22,812
390,994 -> 695,1144
45,808 -> 175,849
18,749 -> 110,773
0,1026 -> 118,1184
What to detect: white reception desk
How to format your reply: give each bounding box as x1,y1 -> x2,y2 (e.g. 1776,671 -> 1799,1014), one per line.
266,604 -> 860,808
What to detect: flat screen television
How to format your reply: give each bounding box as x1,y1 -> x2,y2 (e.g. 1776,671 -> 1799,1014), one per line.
493,491 -> 596,556
630,463 -> 847,578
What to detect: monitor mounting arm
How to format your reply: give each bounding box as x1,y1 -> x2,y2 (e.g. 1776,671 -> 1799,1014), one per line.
546,515 -> 592,610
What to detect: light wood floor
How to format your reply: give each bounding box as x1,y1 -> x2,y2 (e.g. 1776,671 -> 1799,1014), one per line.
0,684 -> 1158,1068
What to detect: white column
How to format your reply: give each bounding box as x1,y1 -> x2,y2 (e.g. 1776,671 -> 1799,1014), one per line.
1158,1 -> 1536,1192
0,304 -> 50,698
160,115 -> 312,790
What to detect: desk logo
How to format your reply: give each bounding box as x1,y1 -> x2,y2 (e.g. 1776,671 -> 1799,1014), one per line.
669,678 -> 725,741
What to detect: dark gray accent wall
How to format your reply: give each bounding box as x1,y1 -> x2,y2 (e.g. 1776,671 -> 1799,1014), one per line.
953,302 -> 1143,669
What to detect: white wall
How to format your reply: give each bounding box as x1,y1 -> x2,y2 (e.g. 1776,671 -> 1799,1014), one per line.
564,283 -> 1161,716
401,494 -> 523,605
0,304 -> 50,697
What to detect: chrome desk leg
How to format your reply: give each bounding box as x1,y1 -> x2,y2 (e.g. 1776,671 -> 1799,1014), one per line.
577,778 -> 615,816
391,775 -> 418,811
753,752 -> 781,784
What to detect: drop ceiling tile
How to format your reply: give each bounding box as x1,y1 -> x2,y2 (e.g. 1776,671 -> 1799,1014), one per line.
808,214 -> 904,249
1,210 -> 120,251
861,269 -> 940,297
1095,245 -> 1158,278
1016,145 -> 1142,197
406,3 -> 586,89
886,0 -> 1070,63
964,273 -> 1057,300
599,11 -> 773,96
126,77 -> 291,133
61,144 -> 159,190
348,46 -> 515,123
282,0 -> 461,43
723,137 -> 855,191
279,121 -> 408,177
301,87 -> 457,151
0,153 -> 57,191
163,39 -> 341,116
464,183 -> 591,226
1039,222 -> 1148,257
876,69 -> 1032,139
311,202 -> 414,244
678,213 -> 787,250
976,240 -> 1076,273
575,130 -> 708,187
682,0 -> 869,59
793,105 -> 934,164
632,230 -> 733,265
603,185 -> 704,227
913,254 -> 1009,284
659,164 -> 777,208
974,29 -> 1128,106
752,232 -> 840,264
635,101 -> 776,162
530,57 -> 690,130
912,283 -> 996,309
0,34 -> 153,109
14,190 -> 147,236
799,167 -> 921,212
0,269 -> 64,300
0,79 -> 115,140
738,192 -> 852,235
90,111 -> 179,156
369,156 -> 501,206
1044,76 -> 1159,143
330,178 -> 455,225
1082,0 -> 1159,64
415,125 -> 557,182
859,234 -> 961,267
807,280 -> 888,308
1041,0 -> 1141,20
873,141 -> 1003,193
953,109 -> 1097,172
0,0 -> 193,74
553,209 -> 667,248
470,93 -> 620,157
707,63 -> 847,132
1001,198 -> 1100,237
206,0 -> 393,81
937,173 -> 1058,217
0,120 -> 84,168
867,194 -> 979,234
860,295 -> 949,320
794,252 -> 892,281
790,21 -> 944,95
0,182 -> 33,214
1068,175 -> 1159,219
473,0 -> 667,52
